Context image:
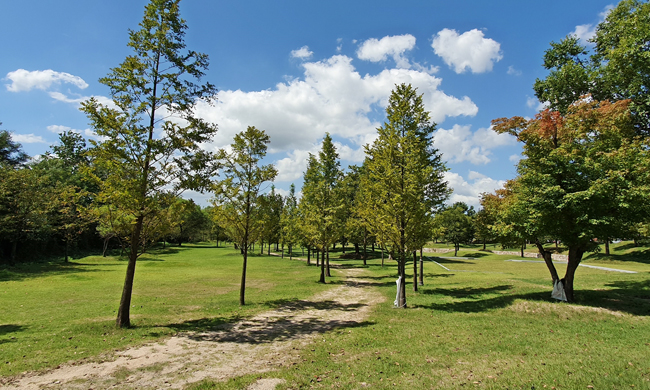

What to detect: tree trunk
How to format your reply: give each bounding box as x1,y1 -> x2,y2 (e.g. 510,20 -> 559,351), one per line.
520,242 -> 524,258
354,243 -> 359,257
326,248 -> 331,277
260,241 -> 264,255
10,241 -> 17,265
372,243 -> 375,252
103,236 -> 110,257
563,247 -> 584,302
342,242 -> 346,254
289,244 -> 292,259
240,241 -> 248,306
381,247 -> 384,268
413,251 -> 418,292
605,240 -> 610,255
307,245 -> 311,265
419,248 -> 424,286
116,215 -> 144,328
281,244 -> 284,259
535,240 -> 560,284
64,239 -> 69,263
454,243 -> 459,257
482,239 -> 486,250
397,258 -> 406,308
319,248 -> 325,283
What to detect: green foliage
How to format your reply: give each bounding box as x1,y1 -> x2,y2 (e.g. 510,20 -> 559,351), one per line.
280,184 -> 300,253
211,126 -> 277,305
534,0 -> 650,132
433,202 -> 475,256
300,133 -> 343,278
359,83 -> 448,306
492,99 -> 650,301
81,0 -> 218,327
0,125 -> 29,167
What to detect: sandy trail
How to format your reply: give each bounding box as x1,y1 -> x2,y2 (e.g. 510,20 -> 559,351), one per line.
2,265 -> 384,390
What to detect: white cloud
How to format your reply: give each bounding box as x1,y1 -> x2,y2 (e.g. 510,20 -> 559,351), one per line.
431,28 -> 502,74
444,171 -> 505,208
46,124 -> 107,141
5,69 -> 88,92
11,133 -> 46,144
194,53 -> 478,156
274,148 -> 317,182
291,46 -> 313,60
509,154 -> 521,164
357,34 -> 416,68
507,66 -> 521,76
435,124 -> 515,165
571,4 -> 614,44
526,96 -> 548,112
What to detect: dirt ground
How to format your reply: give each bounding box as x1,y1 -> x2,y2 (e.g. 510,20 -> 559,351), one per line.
2,265 -> 384,390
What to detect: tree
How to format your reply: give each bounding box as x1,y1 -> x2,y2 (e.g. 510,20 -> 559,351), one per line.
211,126 -> 277,305
300,134 -> 342,283
359,83 -> 449,308
492,99 -> 650,301
81,0 -> 218,328
433,203 -> 475,256
280,184 -> 300,258
0,125 -> 29,167
534,0 -> 650,133
0,167 -> 52,263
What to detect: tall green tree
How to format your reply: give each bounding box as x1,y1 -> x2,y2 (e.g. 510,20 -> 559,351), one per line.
280,184 -> 300,258
211,126 -> 277,305
534,0 -> 650,133
81,0 -> 218,328
492,99 -> 650,301
300,134 -> 342,283
359,83 -> 449,308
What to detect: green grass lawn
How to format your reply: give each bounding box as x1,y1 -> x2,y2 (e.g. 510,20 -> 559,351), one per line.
0,243 -> 337,377
2,242 -> 649,389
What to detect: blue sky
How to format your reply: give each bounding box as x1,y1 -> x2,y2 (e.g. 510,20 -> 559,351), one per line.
1,0 -> 616,207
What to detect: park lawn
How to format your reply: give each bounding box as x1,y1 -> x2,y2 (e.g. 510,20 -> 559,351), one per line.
194,247 -> 650,389
0,243 -> 336,377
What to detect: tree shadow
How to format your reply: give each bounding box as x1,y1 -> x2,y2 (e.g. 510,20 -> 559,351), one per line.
427,257 -> 476,265
413,281 -> 650,316
0,324 -> 25,336
0,262 -> 101,282
262,298 -> 367,312
464,252 -> 489,258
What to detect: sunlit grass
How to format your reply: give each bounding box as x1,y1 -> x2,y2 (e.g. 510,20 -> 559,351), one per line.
0,243 -> 336,376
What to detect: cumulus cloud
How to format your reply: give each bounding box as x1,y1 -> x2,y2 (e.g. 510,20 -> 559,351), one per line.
444,171 -> 505,208
274,148 -> 317,182
11,133 -> 46,144
572,4 -> 614,44
5,69 -> 88,92
509,154 -> 521,164
435,124 -> 515,165
431,28 -> 502,74
357,34 -> 416,68
291,45 -> 313,60
194,53 -> 478,156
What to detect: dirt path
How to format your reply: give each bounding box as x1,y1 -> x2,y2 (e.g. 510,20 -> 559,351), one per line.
2,265 -> 384,390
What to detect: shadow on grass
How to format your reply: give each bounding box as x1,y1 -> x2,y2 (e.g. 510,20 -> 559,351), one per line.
429,257 -> 476,265
263,298 -> 367,312
0,324 -> 25,336
0,262 -> 103,282
163,300 -> 374,344
584,248 -> 650,265
464,252 -> 489,258
414,280 -> 650,316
